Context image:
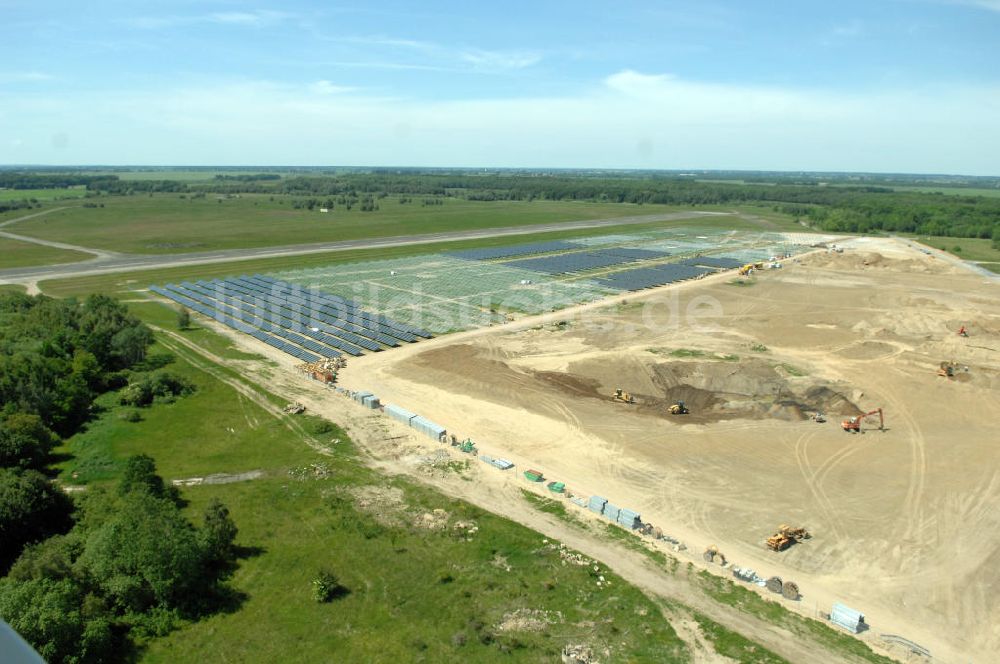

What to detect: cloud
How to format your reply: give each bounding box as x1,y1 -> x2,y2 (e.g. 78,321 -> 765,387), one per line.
309,80 -> 355,95
127,10 -> 291,30
0,71 -> 53,83
5,72 -> 999,175
459,49 -> 541,70
946,0 -> 1000,12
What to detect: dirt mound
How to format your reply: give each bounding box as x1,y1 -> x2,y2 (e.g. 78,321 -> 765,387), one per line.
807,251 -> 956,275
533,357 -> 860,423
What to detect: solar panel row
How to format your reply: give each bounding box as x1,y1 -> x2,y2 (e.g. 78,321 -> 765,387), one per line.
173,282 -> 365,356
447,240 -> 581,261
151,285 -> 322,362
503,251 -> 648,275
251,275 -> 431,338
230,277 -> 414,344
593,247 -> 672,260
198,280 -> 376,353
598,264 -> 711,291
678,256 -> 744,269
220,279 -> 407,347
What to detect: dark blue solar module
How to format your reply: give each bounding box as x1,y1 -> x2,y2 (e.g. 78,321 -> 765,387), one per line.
678,256 -> 744,269
151,275 -> 431,362
503,251 -> 644,275
598,264 -> 711,291
447,240 -> 581,261
594,248 -> 671,260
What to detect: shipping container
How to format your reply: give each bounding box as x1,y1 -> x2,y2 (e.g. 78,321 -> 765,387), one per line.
523,469 -> 544,482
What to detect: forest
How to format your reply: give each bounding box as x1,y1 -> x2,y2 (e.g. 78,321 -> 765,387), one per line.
0,293 -> 240,662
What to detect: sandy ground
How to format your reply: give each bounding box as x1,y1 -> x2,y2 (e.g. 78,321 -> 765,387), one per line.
329,237 -> 1000,663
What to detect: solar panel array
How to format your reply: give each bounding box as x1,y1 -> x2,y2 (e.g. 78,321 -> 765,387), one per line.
447,240 -> 581,261
598,264 -> 711,291
678,256 -> 745,269
503,250 -> 649,275
151,275 -> 430,363
595,247 -> 672,261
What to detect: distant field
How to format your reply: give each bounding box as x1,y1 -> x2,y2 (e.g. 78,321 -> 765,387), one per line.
12,194 -> 707,254
36,213 -> 792,298
0,186 -> 87,201
892,185 -> 1000,198
0,236 -> 91,269
78,170 -> 288,182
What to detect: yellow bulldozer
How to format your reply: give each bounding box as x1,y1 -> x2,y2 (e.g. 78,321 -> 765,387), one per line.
612,388 -> 636,404
766,524 -> 811,552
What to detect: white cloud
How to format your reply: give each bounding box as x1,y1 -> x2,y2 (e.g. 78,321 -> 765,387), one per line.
459,49 -> 541,70
5,72 -> 999,175
309,80 -> 355,95
127,10 -> 291,30
947,0 -> 1000,12
0,71 -> 53,83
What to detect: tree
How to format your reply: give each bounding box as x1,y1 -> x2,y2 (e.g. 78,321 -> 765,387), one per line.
0,577 -> 114,664
200,498 -> 238,567
0,413 -> 58,470
0,468 -> 74,572
79,491 -> 204,613
176,307 -> 190,330
110,325 -> 153,367
117,454 -> 173,501
993,224 -> 1000,250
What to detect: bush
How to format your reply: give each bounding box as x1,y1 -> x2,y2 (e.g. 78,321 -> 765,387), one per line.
312,570 -> 345,603
120,410 -> 143,423
119,371 -> 195,407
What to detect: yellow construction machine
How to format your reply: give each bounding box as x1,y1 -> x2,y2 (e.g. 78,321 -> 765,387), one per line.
668,400 -> 689,415
766,524 -> 811,552
611,388 -> 636,404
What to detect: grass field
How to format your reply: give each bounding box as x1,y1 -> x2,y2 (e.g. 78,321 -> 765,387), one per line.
0,236 -> 91,269
37,214 -> 786,299
915,236 -> 1000,273
0,187 -> 87,201
11,195 -> 698,254
54,327 -> 703,662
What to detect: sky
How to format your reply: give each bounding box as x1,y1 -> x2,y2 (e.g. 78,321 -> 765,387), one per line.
1,0 -> 999,174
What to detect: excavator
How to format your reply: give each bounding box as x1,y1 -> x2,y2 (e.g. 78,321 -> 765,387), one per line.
612,388 -> 636,404
668,400 -> 689,415
842,408 -> 884,433
938,361 -> 957,378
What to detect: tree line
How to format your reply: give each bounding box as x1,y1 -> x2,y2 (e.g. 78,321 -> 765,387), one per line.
0,293 -> 240,662
3,171 -> 999,242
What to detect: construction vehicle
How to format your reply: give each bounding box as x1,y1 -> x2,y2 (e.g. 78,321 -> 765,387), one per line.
703,545 -> 727,566
766,524 -> 811,551
282,402 -> 305,415
668,400 -> 689,415
811,412 -> 826,423
739,263 -> 755,276
938,361 -> 956,378
842,408 -> 884,433
766,532 -> 794,551
612,388 -> 636,404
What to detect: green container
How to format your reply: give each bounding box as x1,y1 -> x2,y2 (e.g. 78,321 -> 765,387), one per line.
523,470 -> 544,482
547,481 -> 566,493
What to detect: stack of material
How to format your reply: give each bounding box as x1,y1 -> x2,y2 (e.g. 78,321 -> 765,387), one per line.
617,507 -> 641,530
603,503 -> 620,522
830,603 -> 865,633
385,404 -> 417,425
361,394 -> 380,409
588,496 -> 608,514
410,415 -> 446,441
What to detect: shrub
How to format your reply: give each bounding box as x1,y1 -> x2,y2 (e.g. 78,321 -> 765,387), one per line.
312,570 -> 344,603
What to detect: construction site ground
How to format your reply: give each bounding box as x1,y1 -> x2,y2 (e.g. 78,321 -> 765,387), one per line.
179,236 -> 1000,663
332,237 -> 1000,663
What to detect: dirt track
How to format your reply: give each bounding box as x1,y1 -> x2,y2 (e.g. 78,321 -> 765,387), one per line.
338,237 -> 1000,663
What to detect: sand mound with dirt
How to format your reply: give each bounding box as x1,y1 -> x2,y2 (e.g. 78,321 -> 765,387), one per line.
807,251 -> 958,274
